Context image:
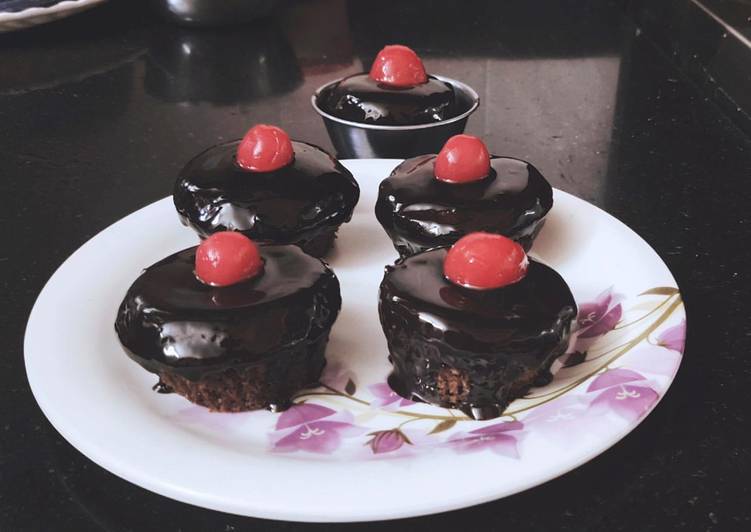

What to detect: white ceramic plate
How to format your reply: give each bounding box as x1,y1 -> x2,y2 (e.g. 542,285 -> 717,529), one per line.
0,0 -> 106,33
25,159 -> 686,522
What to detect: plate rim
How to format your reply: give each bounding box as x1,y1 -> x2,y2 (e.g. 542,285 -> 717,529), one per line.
0,0 -> 106,32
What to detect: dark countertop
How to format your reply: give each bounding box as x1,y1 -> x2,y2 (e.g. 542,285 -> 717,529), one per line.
1,1 -> 750,530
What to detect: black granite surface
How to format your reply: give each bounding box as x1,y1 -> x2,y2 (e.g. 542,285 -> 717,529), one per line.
630,0 -> 751,134
1,1 -> 750,530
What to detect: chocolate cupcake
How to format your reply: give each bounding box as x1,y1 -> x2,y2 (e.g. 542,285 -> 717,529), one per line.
115,232 -> 341,412
312,45 -> 480,159
174,124 -> 360,258
375,134 -> 553,259
379,232 -> 576,420
316,45 -> 464,126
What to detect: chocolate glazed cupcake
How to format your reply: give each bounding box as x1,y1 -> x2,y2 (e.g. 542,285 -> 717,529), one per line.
379,233 -> 576,420
375,134 -> 553,259
115,232 -> 341,412
317,45 -> 463,126
174,124 -> 360,258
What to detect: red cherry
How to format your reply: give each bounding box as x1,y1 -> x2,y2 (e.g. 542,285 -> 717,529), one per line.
369,45 -> 428,88
434,134 -> 491,184
195,232 -> 263,287
443,232 -> 528,290
236,124 -> 294,172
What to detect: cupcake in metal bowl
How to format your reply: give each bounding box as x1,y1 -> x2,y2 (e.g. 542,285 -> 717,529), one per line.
312,45 -> 479,159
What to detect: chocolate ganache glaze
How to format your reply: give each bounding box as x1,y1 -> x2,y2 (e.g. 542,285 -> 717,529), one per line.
317,74 -> 463,126
379,248 -> 576,420
115,244 -> 341,411
173,141 -> 359,258
375,155 -> 553,259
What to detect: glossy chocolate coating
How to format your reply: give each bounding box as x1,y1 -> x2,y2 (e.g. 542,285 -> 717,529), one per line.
379,248 -> 576,419
317,73 -> 463,126
115,244 -> 341,382
375,155 -> 553,258
173,140 -> 359,257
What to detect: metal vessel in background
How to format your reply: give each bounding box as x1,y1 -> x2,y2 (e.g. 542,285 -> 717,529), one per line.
152,0 -> 281,26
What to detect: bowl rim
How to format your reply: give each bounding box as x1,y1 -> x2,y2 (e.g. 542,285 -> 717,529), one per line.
310,74 -> 480,132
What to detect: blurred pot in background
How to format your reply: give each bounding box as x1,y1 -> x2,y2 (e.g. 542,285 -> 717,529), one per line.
151,0 -> 283,27
280,0 -> 353,76
144,21 -> 302,105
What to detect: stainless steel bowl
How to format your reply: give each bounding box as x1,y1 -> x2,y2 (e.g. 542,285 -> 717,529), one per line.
311,75 -> 480,159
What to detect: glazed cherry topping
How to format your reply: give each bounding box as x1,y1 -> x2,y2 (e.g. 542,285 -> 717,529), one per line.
443,232 -> 528,290
369,45 -> 428,88
195,232 -> 263,287
236,124 -> 294,172
434,134 -> 491,184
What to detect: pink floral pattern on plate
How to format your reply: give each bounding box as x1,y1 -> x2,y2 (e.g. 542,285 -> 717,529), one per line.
368,382 -> 415,409
180,286 -> 684,460
586,369 -> 659,421
446,421 -> 524,458
270,403 -> 364,454
656,319 -> 686,352
577,287 -> 623,338
366,429 -> 412,454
